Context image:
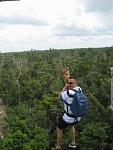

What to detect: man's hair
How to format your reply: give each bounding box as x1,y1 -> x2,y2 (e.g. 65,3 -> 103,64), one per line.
67,77 -> 77,83
68,74 -> 77,80
67,77 -> 77,85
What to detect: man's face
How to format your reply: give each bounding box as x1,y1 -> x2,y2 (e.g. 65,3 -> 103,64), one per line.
67,79 -> 77,90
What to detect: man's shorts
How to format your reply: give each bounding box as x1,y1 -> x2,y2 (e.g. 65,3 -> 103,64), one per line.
57,116 -> 75,129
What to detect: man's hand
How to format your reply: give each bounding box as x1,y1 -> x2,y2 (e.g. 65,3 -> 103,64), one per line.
62,67 -> 70,80
59,84 -> 68,98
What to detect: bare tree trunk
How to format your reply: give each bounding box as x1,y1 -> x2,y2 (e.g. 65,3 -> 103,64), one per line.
110,67 -> 113,110
0,99 -> 6,139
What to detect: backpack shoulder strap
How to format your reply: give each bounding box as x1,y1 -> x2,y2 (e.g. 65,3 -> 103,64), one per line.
72,88 -> 82,93
67,90 -> 74,98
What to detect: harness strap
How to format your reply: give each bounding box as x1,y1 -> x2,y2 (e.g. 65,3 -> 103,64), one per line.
64,91 -> 75,117
63,101 -> 70,113
65,112 -> 75,118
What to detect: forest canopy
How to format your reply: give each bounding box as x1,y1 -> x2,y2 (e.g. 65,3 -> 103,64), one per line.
0,47 -> 113,150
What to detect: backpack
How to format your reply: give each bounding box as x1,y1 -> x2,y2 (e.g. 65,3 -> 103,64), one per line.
70,89 -> 88,118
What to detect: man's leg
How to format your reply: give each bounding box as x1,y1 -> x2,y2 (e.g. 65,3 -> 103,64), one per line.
56,127 -> 63,149
70,125 -> 76,145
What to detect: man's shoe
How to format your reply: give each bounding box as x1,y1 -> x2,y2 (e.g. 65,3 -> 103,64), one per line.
68,144 -> 76,148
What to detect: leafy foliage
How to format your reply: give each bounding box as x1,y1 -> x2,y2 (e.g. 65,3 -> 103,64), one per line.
0,47 -> 113,149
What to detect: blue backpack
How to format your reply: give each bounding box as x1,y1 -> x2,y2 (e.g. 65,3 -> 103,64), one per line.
70,89 -> 88,118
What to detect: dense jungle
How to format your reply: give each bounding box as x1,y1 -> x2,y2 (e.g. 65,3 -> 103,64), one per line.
0,47 -> 113,150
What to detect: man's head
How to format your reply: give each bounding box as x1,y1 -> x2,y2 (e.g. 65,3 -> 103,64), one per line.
67,78 -> 77,90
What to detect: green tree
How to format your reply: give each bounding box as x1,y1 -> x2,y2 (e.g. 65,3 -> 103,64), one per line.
79,122 -> 108,150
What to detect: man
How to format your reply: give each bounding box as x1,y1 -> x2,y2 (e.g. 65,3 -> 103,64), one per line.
55,78 -> 82,150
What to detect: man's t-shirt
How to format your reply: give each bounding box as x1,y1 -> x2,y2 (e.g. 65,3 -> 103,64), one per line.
60,86 -> 82,123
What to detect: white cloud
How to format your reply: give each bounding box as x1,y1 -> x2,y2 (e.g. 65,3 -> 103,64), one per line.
0,0 -> 113,52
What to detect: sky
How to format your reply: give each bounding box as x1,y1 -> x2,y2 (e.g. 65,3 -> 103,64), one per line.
0,0 -> 113,52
